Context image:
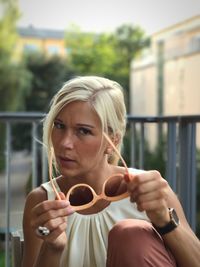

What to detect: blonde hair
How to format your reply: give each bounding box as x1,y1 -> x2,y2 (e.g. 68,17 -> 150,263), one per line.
43,76 -> 127,166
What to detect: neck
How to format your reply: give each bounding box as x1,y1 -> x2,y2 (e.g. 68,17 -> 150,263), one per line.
59,157 -> 119,195
82,159 -> 114,194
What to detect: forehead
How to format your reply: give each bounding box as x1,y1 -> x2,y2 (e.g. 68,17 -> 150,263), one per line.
56,101 -> 101,126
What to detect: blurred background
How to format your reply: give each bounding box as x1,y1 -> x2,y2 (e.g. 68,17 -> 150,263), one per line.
0,0 -> 200,266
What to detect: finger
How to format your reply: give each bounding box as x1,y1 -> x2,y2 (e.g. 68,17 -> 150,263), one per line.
128,171 -> 166,193
32,204 -> 74,229
135,178 -> 167,195
128,177 -> 154,198
127,172 -> 150,191
132,189 -> 167,204
36,220 -> 67,241
32,200 -> 70,216
45,221 -> 67,241
136,198 -> 167,212
129,179 -> 168,205
44,216 -> 66,231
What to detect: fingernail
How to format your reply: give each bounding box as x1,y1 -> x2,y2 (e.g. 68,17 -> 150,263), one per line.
124,173 -> 130,183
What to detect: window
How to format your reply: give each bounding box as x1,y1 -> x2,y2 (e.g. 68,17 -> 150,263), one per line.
23,43 -> 39,52
47,45 -> 60,55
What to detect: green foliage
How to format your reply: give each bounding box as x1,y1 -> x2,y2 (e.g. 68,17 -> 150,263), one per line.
66,29 -> 116,76
0,0 -> 31,112
0,249 -> 5,267
23,52 -> 75,112
10,52 -> 75,151
112,24 -> 147,70
144,139 -> 166,176
0,60 -> 31,111
123,126 -> 166,175
0,0 -> 31,170
0,0 -> 19,59
65,24 -> 148,110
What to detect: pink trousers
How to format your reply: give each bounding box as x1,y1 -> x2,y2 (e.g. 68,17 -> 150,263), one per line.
106,219 -> 177,267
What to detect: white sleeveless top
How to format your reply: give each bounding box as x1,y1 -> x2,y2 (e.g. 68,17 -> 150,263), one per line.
41,168 -> 148,267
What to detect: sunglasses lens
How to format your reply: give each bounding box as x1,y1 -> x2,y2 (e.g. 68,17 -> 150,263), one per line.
68,186 -> 94,206
105,175 -> 128,197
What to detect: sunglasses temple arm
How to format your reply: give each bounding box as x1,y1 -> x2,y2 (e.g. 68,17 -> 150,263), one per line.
49,149 -> 61,200
103,133 -> 130,182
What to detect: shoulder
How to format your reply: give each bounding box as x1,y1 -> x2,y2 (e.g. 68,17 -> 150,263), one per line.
24,186 -> 47,214
23,187 -> 49,237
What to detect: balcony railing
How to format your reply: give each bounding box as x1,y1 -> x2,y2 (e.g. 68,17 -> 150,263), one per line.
0,112 -> 200,267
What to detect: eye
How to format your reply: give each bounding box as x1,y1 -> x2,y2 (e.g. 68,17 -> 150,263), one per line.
77,127 -> 92,136
53,121 -> 65,129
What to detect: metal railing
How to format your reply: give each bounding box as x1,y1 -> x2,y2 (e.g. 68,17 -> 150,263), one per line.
127,115 -> 200,232
0,112 -> 200,267
0,112 -> 45,267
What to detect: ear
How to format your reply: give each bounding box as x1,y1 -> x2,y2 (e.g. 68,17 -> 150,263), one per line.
111,133 -> 121,147
104,133 -> 121,154
105,147 -> 113,155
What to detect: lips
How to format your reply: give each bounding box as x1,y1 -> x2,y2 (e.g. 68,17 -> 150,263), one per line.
59,155 -> 75,161
57,156 -> 77,167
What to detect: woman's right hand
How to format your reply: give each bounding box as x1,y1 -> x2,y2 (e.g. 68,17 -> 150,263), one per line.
31,192 -> 74,250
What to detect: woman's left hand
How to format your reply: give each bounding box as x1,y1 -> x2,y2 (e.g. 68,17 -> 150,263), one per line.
127,170 -> 171,227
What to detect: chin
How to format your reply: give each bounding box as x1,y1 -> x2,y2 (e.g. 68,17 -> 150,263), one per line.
59,167 -> 78,178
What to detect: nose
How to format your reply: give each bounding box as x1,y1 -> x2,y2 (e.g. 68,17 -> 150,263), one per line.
60,132 -> 74,150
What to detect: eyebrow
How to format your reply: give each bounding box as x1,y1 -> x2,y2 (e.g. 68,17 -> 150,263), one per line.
54,118 -> 95,129
77,123 -> 95,129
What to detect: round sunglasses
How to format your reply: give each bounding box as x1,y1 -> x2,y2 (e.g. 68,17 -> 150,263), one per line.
49,132 -> 130,211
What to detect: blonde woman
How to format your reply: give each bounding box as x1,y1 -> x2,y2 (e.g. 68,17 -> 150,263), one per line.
22,76 -> 200,267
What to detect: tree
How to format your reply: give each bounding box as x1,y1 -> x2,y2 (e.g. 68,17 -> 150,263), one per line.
113,24 -> 147,64
23,52 -> 75,112
0,61 -> 31,111
65,24 -> 148,110
12,51 -> 76,151
0,0 -> 19,60
65,27 -> 116,77
0,0 -> 31,111
0,0 -> 31,170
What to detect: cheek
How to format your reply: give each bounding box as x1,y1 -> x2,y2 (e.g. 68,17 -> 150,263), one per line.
78,140 -> 103,158
51,131 -> 60,150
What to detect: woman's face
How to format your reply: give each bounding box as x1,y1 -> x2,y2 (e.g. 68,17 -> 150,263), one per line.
51,100 -> 106,179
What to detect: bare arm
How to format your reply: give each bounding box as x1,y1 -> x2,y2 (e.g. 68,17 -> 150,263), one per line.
21,187 -> 74,267
128,170 -> 200,267
162,187 -> 200,267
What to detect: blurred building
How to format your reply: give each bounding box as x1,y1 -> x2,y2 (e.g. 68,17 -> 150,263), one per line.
15,25 -> 67,58
130,15 -> 200,116
130,15 -> 200,148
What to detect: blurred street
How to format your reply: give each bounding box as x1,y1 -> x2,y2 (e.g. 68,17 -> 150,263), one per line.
0,151 -> 31,231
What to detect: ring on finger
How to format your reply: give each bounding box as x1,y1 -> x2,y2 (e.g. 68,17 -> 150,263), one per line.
36,226 -> 50,236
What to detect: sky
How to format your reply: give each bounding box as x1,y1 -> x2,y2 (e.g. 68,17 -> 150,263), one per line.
18,0 -> 200,35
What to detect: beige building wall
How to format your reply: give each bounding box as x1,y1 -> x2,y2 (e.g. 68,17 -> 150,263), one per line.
130,58 -> 158,149
130,15 -> 200,148
130,58 -> 157,116
164,53 -> 200,115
